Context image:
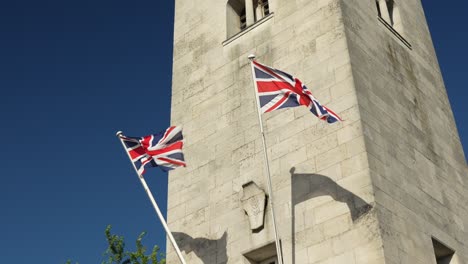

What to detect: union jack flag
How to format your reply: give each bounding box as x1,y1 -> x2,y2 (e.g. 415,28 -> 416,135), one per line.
120,126 -> 186,174
252,60 -> 342,123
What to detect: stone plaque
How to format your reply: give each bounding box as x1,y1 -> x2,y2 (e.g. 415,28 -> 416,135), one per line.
240,181 -> 267,231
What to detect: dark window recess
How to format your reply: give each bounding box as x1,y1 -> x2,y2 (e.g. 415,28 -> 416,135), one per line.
240,8 -> 247,29
375,0 -> 410,48
386,0 -> 395,26
376,0 -> 382,17
258,257 -> 277,264
432,238 -> 456,264
261,0 -> 270,16
243,242 -> 278,264
376,0 -> 399,28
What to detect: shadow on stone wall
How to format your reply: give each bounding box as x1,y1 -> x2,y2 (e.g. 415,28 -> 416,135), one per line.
172,231 -> 228,264
290,167 -> 372,264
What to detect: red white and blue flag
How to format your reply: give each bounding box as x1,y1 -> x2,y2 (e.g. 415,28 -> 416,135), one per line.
120,126 -> 186,174
252,60 -> 342,123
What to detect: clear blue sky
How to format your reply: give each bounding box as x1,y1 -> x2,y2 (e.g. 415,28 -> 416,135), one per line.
0,1 -> 466,263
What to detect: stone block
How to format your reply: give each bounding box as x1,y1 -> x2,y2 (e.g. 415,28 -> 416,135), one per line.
314,200 -> 350,224
315,145 -> 347,172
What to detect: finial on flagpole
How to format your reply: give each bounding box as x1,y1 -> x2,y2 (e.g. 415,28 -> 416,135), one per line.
116,131 -> 123,137
248,54 -> 256,61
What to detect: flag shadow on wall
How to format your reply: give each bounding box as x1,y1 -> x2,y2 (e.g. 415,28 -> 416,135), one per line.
172,231 -> 228,264
290,167 -> 372,264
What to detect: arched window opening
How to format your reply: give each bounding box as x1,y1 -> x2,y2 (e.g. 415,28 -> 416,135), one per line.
227,0 -> 246,38
226,0 -> 271,38
376,0 -> 403,34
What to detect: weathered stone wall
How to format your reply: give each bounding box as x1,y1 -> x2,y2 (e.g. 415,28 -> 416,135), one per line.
168,0 -> 467,263
341,0 -> 468,263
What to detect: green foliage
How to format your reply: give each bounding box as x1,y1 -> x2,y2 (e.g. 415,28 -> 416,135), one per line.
66,225 -> 165,264
102,225 -> 166,264
103,225 -> 126,264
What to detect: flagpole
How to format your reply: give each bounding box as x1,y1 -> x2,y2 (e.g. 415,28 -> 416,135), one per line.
116,131 -> 187,264
248,55 -> 284,264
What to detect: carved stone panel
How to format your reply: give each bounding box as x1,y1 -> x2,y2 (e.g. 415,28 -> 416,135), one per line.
240,181 -> 267,231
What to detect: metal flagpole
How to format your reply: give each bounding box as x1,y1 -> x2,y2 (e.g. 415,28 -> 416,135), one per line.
248,54 -> 284,264
116,131 -> 187,264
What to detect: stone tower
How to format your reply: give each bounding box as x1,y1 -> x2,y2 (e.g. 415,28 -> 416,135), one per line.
167,0 -> 468,263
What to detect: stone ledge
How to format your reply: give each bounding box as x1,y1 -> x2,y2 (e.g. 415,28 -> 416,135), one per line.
223,13 -> 275,46
378,16 -> 412,50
